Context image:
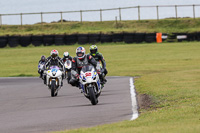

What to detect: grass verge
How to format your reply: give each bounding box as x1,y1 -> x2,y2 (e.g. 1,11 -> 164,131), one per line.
0,42 -> 200,132
1,18 -> 200,35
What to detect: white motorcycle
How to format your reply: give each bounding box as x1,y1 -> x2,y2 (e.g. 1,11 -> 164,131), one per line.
79,65 -> 102,105
64,59 -> 72,83
38,62 -> 45,79
46,66 -> 63,97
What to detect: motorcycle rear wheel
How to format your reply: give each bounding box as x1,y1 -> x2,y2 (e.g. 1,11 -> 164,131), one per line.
67,71 -> 71,83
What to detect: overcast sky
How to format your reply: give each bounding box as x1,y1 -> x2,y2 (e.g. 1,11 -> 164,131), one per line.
0,0 -> 200,14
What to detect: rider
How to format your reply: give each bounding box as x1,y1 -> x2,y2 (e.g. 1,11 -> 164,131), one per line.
43,49 -> 65,85
69,47 -> 97,87
62,51 -> 73,83
38,55 -> 46,78
89,45 -> 108,84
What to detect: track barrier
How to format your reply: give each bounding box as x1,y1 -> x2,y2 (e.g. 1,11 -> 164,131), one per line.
0,32 -> 199,48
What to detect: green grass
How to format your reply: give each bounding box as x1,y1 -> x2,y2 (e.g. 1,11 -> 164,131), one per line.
1,42 -> 200,132
1,18 -> 200,35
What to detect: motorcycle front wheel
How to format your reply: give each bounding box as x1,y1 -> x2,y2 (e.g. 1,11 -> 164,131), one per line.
51,80 -> 56,97
88,87 -> 98,105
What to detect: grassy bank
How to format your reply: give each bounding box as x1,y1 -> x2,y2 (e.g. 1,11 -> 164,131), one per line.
1,18 -> 200,35
1,42 -> 200,132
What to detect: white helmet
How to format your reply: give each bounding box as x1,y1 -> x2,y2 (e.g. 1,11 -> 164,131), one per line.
63,51 -> 69,58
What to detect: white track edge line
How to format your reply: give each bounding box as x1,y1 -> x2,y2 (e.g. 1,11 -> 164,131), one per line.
129,77 -> 139,121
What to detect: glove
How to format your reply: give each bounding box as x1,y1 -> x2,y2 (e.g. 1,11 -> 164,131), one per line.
75,74 -> 79,79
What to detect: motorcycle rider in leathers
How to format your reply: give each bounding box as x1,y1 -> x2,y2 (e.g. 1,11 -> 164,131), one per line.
38,55 -> 46,78
43,49 -> 65,85
62,51 -> 73,83
69,47 -> 97,87
89,45 -> 108,85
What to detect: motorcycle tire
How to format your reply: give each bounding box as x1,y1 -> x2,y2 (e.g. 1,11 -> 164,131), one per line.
51,80 -> 56,97
88,87 -> 98,105
67,71 -> 71,83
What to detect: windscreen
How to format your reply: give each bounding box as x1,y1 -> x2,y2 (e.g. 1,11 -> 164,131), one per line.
81,65 -> 93,73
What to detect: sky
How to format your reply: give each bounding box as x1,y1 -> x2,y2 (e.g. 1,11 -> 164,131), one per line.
0,0 -> 200,14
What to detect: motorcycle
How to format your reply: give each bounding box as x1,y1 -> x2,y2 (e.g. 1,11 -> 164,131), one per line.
64,59 -> 72,83
46,66 -> 63,97
38,62 -> 45,79
79,65 -> 102,105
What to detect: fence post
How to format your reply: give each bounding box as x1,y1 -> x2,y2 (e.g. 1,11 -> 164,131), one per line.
80,10 -> 82,23
193,5 -> 195,19
175,5 -> 178,19
100,9 -> 102,22
119,8 -> 121,21
138,6 -> 140,21
157,6 -> 159,20
20,13 -> 23,26
60,12 -> 63,24
41,12 -> 43,24
0,15 -> 2,26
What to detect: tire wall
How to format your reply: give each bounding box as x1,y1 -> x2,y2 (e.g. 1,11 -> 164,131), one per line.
78,34 -> 88,44
20,35 -> 31,47
65,34 -> 77,45
8,36 -> 20,47
0,32 -> 199,48
55,35 -> 65,46
0,36 -> 8,48
32,35 -> 43,46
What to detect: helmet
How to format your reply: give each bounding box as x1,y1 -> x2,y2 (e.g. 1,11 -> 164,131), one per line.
41,55 -> 46,62
90,45 -> 98,56
50,49 -> 59,59
63,52 -> 69,58
76,47 -> 85,59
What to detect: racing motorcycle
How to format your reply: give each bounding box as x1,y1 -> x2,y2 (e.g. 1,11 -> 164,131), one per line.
64,59 -> 72,83
79,64 -> 102,105
38,62 -> 45,79
46,66 -> 63,97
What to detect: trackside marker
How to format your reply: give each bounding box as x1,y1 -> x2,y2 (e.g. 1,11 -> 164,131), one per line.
129,77 -> 139,120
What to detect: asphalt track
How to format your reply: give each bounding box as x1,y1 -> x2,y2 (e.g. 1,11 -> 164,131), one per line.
0,77 -> 135,133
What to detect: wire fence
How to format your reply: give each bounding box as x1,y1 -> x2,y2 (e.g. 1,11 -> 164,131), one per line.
0,4 -> 200,25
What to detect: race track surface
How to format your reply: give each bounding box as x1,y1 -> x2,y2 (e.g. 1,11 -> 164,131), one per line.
0,77 -> 134,133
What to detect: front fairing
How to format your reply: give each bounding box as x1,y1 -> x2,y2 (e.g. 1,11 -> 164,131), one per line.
38,62 -> 45,70
47,66 -> 62,77
46,66 -> 62,86
79,66 -> 101,94
64,60 -> 72,69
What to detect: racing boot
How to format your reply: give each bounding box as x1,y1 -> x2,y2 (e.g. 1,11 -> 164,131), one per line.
100,82 -> 104,89
100,79 -> 105,89
102,73 -> 107,84
39,73 -> 42,78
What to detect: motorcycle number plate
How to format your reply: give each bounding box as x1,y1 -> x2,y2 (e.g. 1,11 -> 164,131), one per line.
85,72 -> 92,77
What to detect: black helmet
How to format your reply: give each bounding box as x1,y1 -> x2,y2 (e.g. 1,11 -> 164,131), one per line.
41,55 -> 46,62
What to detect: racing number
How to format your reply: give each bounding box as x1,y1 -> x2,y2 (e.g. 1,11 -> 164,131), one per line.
85,72 -> 91,77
